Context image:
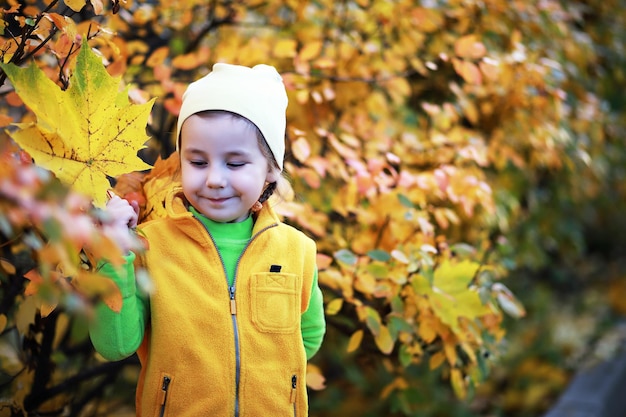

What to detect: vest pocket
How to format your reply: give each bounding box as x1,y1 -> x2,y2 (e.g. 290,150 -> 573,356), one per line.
250,272 -> 300,333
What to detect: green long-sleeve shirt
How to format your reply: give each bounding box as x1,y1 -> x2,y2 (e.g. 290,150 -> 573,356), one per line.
89,209 -> 325,361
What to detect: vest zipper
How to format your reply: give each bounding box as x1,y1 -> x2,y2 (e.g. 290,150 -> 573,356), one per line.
230,284 -> 241,417
158,375 -> 171,417
291,374 -> 297,417
197,217 -> 277,417
230,223 -> 277,417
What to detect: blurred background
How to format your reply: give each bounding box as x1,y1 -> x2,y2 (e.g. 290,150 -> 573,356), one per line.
0,0 -> 625,416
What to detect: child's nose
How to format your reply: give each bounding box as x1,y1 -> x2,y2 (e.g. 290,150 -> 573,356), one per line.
205,165 -> 227,188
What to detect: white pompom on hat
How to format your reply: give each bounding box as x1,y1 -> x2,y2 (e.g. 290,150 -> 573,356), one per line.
176,63 -> 288,170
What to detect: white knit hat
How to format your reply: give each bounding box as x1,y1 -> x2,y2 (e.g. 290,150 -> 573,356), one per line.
176,63 -> 288,170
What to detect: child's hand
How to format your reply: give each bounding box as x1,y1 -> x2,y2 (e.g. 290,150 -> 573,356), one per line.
106,193 -> 139,228
102,192 -> 140,253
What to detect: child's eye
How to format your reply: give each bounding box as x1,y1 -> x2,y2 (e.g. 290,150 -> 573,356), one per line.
227,162 -> 246,168
189,160 -> 207,167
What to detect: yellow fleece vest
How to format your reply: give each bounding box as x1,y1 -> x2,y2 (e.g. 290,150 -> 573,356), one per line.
135,190 -> 316,417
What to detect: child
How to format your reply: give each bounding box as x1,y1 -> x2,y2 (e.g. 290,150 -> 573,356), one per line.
89,63 -> 326,417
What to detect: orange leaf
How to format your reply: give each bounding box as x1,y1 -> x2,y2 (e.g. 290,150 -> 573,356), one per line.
452,58 -> 482,85
454,34 -> 487,60
146,46 -> 169,68
306,364 -> 326,390
113,171 -> 146,197
72,271 -> 123,312
316,253 -> 333,270
6,91 -> 22,107
412,8 -> 444,33
479,58 -> 501,82
300,167 -> 321,189
44,13 -> 67,30
24,269 -> 44,284
24,281 -> 39,297
172,48 -> 210,71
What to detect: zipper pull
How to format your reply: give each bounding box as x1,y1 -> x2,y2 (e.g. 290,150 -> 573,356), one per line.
290,375 -> 297,403
229,286 -> 237,315
158,376 -> 171,405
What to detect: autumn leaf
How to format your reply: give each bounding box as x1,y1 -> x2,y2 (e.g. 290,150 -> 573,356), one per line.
306,364 -> 327,390
273,39 -> 297,58
71,270 -> 123,312
64,0 -> 87,13
325,298 -> 343,315
0,42 -> 154,206
141,153 -> 181,221
450,368 -> 467,399
454,34 -> 487,60
347,329 -> 364,353
298,40 -> 323,61
374,325 -> 395,354
413,260 -> 491,334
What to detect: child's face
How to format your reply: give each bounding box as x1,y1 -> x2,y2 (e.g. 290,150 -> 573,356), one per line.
180,113 -> 279,223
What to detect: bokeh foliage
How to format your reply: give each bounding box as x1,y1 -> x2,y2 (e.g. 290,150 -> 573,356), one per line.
0,0 -> 624,416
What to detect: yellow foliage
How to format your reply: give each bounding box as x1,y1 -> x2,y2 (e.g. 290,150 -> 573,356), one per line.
1,43 -> 153,207
6,0 -> 613,409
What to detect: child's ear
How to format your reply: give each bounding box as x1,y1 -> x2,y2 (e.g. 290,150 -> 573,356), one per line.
266,168 -> 280,184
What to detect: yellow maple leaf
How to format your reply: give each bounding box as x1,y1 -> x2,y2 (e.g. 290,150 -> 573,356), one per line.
1,42 -> 154,206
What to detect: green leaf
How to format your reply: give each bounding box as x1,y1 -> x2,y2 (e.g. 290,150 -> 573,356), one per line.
399,345 -> 412,368
367,249 -> 391,262
334,248 -> 358,265
397,193 -> 415,208
364,306 -> 381,336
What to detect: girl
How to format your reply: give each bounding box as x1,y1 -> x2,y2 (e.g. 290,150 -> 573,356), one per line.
89,63 -> 326,417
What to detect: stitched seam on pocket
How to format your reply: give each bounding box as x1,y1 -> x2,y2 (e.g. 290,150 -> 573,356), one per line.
251,273 -> 300,333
